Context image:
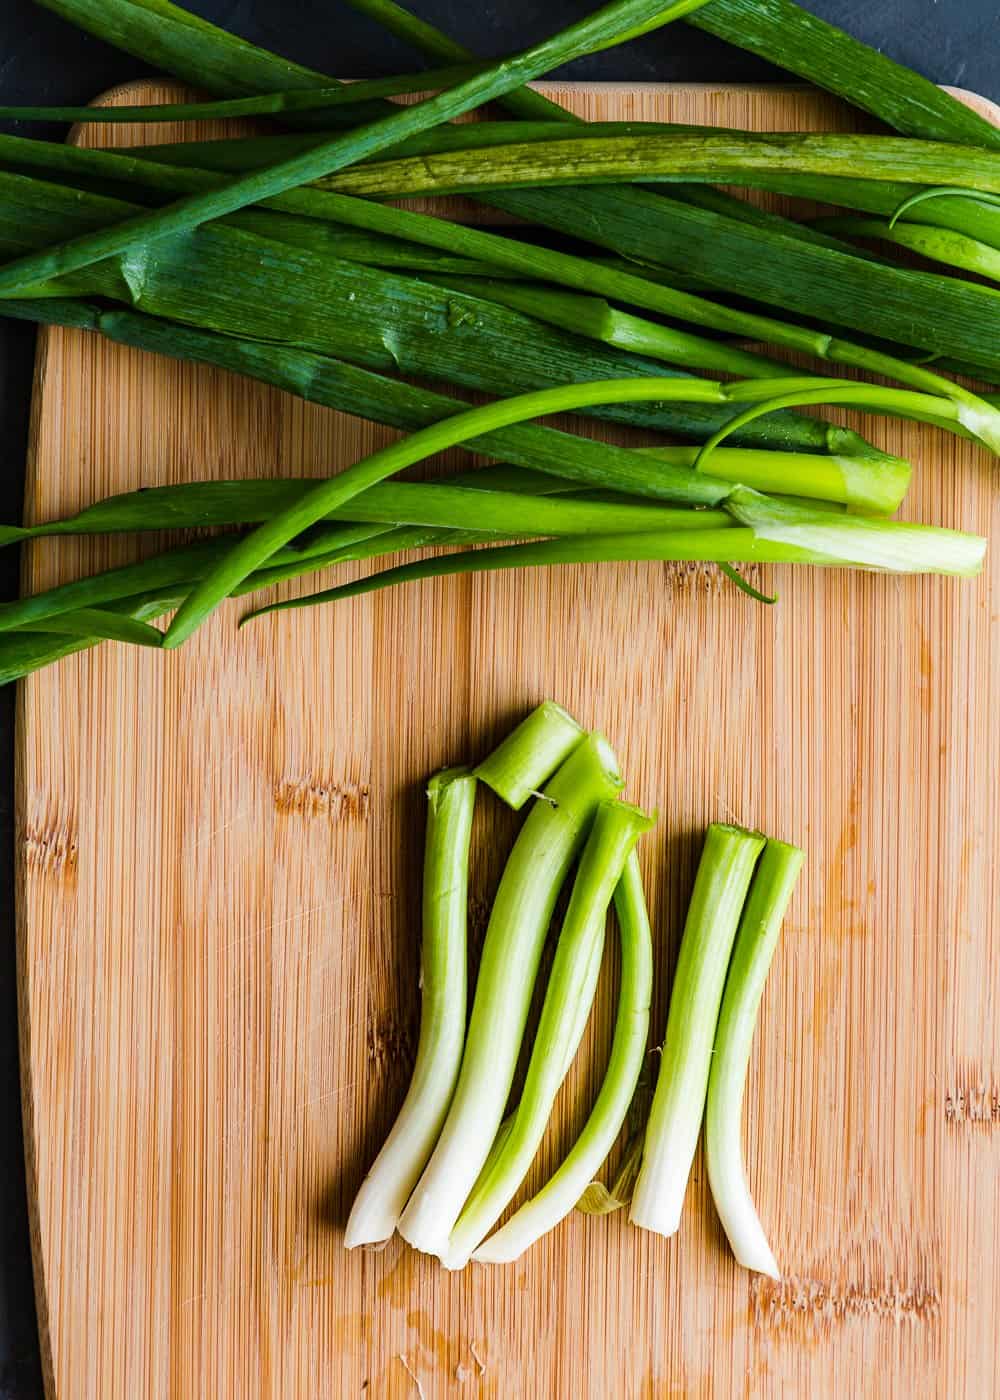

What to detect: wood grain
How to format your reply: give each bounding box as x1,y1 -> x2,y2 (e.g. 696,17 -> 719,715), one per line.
15,82 -> 1000,1399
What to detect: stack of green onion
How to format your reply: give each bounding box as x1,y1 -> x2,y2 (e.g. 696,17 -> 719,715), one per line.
347,701 -> 803,1275
0,0 -> 993,683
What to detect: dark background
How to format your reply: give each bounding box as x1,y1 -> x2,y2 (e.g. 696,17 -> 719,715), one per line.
0,2 -> 997,1394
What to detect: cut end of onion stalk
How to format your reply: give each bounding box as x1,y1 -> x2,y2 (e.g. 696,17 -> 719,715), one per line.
474,700 -> 585,809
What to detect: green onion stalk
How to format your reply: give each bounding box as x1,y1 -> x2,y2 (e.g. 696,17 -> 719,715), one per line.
397,733 -> 624,1257
444,798 -> 655,1269
705,837 -> 804,1278
345,767 -> 478,1249
629,823 -> 765,1238
472,851 -> 654,1263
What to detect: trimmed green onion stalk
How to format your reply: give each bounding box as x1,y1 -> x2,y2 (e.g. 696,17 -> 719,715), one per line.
345,768 -> 477,1249
629,823 -> 765,1239
397,732 -> 624,1257
0,0 -> 712,299
473,849 -> 654,1264
164,374 -> 961,649
475,702 -> 585,810
444,799 -> 655,1269
705,837 -> 804,1279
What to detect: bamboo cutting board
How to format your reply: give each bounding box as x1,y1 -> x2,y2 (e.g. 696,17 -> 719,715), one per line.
15,80 -> 1000,1399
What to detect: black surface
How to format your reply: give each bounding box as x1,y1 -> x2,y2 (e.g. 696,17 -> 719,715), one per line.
0,3 -> 998,1396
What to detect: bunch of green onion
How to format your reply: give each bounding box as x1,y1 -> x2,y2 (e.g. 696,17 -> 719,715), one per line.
0,0 -> 994,682
346,701 -> 802,1275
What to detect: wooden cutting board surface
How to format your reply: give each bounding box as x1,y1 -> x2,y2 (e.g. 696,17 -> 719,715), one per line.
15,80 -> 1000,1399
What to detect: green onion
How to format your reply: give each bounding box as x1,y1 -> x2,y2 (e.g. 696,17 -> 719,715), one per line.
638,448 -> 911,516
0,0 -> 711,299
724,486 -> 985,575
33,0 -> 336,99
0,183 -> 878,458
444,798 -> 655,1269
422,275 -> 789,380
10,298 -> 876,496
342,0 -> 571,123
629,823 -> 765,1238
19,607 -> 165,647
0,65 -> 487,125
474,702 -> 585,810
472,849 -> 654,1264
164,372 -> 954,648
165,375 -> 889,649
312,133 -> 1000,202
345,767 -> 477,1249
486,185 -> 1000,384
705,837 -> 804,1278
18,135 -> 994,427
397,732 -> 623,1256
686,0 -> 1000,148
242,509 -> 986,627
4,480 -> 732,549
814,215 -> 1000,284
344,0 -> 1000,150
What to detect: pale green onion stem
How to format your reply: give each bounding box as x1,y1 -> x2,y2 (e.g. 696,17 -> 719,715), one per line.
473,849 -> 654,1263
705,837 -> 804,1279
397,732 -> 623,1257
629,823 -> 765,1238
345,767 -> 477,1249
444,798 -> 655,1269
475,701 -> 585,810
